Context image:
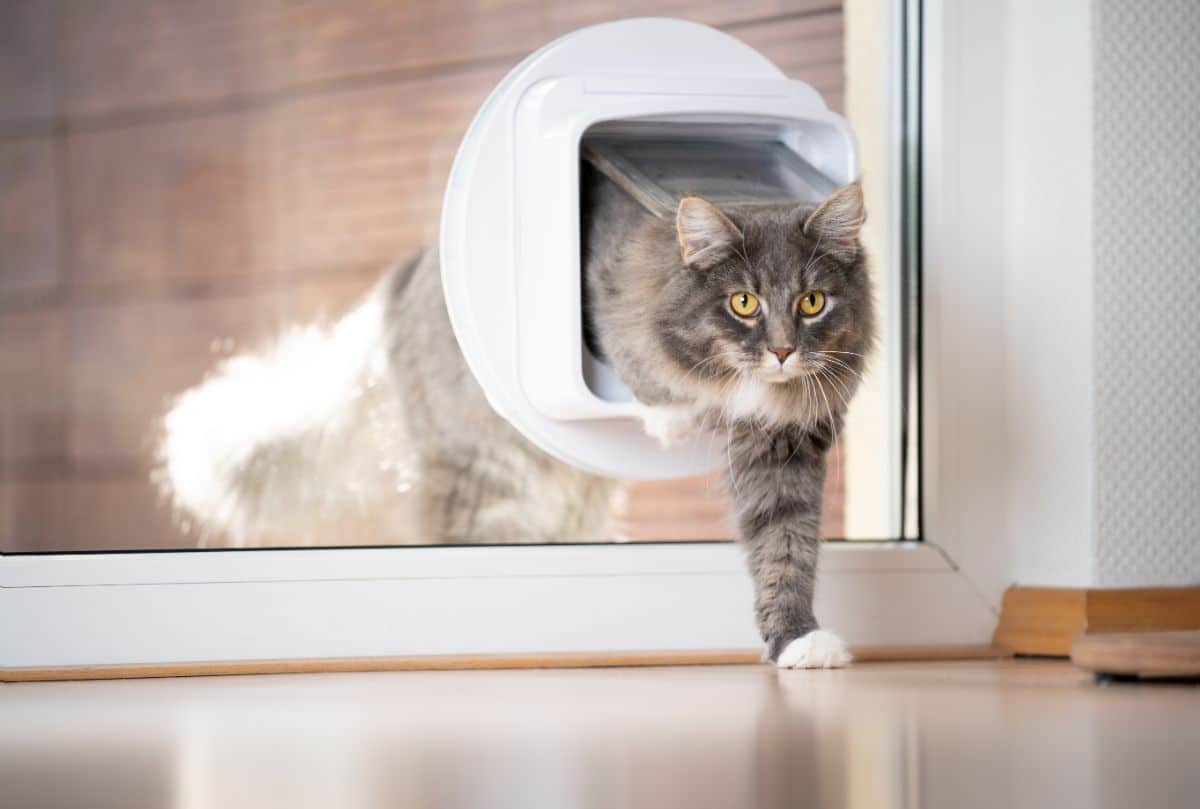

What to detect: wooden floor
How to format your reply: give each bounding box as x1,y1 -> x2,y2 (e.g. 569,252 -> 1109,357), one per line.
2,659 -> 1197,808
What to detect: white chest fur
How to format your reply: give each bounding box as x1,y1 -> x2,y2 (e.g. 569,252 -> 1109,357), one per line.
726,379 -> 773,420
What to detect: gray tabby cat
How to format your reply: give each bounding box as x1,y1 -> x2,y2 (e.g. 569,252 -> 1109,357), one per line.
583,167 -> 873,667
160,168 -> 871,668
160,246 -> 616,548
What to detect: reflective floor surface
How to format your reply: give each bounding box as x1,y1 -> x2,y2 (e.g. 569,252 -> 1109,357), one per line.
2,659 -> 1197,809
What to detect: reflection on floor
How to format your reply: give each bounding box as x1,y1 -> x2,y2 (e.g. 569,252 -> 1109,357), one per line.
2,659 -> 1197,808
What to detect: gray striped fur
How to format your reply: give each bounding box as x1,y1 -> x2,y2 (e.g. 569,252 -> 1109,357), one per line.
584,168 -> 874,659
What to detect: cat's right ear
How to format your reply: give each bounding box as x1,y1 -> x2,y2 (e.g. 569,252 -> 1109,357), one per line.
801,184 -> 866,261
677,197 -> 743,270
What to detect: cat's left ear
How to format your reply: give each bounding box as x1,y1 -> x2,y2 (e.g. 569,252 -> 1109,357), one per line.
677,197 -> 743,270
801,184 -> 866,261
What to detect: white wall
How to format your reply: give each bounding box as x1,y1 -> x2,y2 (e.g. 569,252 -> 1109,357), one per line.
928,0 -> 1199,602
1091,0 -> 1200,587
999,0 -> 1097,589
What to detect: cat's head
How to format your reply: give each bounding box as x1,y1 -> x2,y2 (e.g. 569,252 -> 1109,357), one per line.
659,185 -> 874,404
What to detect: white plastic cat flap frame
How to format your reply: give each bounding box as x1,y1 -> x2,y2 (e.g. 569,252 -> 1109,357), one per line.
441,18 -> 859,479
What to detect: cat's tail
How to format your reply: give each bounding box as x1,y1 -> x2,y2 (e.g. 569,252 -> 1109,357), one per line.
156,260 -> 418,546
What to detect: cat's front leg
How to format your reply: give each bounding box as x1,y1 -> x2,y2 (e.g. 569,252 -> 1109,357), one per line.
728,421 -> 852,669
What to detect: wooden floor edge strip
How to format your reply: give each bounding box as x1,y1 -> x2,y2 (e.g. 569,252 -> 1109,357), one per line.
2,644 -> 1011,682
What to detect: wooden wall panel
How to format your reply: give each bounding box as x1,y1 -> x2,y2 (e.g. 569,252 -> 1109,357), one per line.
66,276 -> 373,464
64,67 -> 500,292
616,473 -> 736,542
0,479 -> 180,553
820,442 -> 846,537
736,14 -> 845,109
59,0 -> 837,118
617,441 -> 846,542
262,69 -> 498,279
0,138 -> 59,299
0,1 -> 58,129
67,296 -> 270,465
0,312 -> 69,470
65,112 -> 274,291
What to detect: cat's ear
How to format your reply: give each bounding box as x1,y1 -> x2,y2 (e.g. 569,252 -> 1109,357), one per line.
801,184 -> 865,261
677,197 -> 743,270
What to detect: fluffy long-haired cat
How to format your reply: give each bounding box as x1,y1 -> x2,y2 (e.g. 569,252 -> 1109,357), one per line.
583,167 -> 873,667
160,166 -> 872,668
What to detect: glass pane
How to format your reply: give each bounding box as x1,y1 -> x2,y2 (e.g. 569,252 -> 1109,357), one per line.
0,0 -> 910,552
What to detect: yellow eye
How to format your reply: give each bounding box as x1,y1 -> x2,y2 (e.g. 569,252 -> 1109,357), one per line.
730,291 -> 760,317
798,290 -> 826,316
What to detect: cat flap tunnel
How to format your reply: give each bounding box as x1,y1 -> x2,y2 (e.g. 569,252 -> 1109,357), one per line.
440,18 -> 858,479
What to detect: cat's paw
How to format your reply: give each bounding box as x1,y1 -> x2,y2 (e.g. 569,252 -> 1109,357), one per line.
775,629 -> 852,669
636,404 -> 697,448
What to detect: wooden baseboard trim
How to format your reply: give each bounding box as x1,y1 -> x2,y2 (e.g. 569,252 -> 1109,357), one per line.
1,644 -> 1011,683
993,586 -> 1200,657
1072,630 -> 1200,679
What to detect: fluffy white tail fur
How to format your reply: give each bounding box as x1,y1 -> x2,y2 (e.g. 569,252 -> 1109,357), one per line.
158,293 -> 417,546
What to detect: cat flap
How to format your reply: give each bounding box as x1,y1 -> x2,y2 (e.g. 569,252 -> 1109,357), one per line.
583,129 -> 839,219
440,18 -> 858,478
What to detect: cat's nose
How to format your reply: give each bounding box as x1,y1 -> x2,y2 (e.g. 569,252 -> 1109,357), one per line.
769,347 -> 795,364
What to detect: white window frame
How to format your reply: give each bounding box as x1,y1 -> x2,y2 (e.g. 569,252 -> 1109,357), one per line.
0,0 -> 1015,672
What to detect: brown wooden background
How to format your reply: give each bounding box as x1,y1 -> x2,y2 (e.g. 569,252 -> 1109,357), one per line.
0,0 -> 845,552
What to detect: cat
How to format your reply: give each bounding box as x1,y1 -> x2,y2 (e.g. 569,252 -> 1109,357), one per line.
158,248 -> 617,548
159,167 -> 872,668
583,166 -> 874,667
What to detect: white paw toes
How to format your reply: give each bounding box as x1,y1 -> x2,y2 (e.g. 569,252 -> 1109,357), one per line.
775,629 -> 852,669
